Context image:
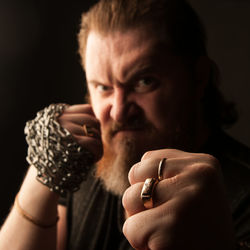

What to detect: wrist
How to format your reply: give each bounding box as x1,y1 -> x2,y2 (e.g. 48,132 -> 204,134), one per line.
17,166 -> 59,226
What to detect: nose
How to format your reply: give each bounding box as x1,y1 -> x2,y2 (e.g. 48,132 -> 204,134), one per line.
110,87 -> 138,123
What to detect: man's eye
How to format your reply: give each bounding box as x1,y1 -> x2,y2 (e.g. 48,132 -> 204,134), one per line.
134,77 -> 158,93
96,84 -> 112,93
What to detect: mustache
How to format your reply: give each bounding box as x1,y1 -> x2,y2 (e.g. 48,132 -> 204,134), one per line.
107,118 -> 151,137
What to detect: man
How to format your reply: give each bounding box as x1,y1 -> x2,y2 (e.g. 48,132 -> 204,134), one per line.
0,0 -> 249,249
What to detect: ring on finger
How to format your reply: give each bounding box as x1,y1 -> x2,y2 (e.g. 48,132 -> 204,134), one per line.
158,158 -> 166,181
82,124 -> 95,137
141,178 -> 159,209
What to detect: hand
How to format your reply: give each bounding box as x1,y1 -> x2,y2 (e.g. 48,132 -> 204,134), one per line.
122,149 -> 235,250
58,104 -> 103,162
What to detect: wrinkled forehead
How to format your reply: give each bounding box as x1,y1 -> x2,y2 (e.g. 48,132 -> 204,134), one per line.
84,28 -> 174,82
86,29 -> 165,57
87,24 -> 172,57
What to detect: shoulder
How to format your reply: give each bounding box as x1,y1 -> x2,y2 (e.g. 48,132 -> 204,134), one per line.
209,130 -> 250,203
218,131 -> 250,168
210,131 -> 250,244
206,130 -> 250,185
215,131 -> 250,191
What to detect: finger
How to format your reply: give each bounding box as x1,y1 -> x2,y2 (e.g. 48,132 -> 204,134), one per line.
58,113 -> 100,129
123,176 -> 181,217
123,202 -> 176,250
73,135 -> 103,161
128,158 -> 159,185
63,104 -> 95,115
141,148 -> 193,161
122,182 -> 146,216
129,157 -> 193,185
60,121 -> 101,138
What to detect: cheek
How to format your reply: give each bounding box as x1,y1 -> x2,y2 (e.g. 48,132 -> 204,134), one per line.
138,93 -> 168,127
88,88 -> 104,120
90,96 -> 110,124
140,90 -> 180,131
91,103 -> 102,120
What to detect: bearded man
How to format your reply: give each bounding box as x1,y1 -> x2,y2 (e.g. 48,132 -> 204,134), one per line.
0,0 -> 250,250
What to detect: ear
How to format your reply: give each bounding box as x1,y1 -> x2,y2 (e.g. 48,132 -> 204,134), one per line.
194,56 -> 212,100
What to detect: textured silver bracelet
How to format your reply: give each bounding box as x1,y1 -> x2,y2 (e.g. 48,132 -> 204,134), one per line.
24,103 -> 95,197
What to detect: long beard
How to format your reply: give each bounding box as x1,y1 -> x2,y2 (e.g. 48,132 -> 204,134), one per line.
95,138 -> 138,196
95,111 -> 198,196
95,118 -> 151,196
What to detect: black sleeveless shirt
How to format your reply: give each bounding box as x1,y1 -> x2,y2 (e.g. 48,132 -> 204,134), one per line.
60,131 -> 250,249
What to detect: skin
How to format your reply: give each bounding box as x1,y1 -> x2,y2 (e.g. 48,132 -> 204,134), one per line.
123,150 -> 234,249
58,104 -> 103,161
85,29 -> 207,154
0,27 -> 234,250
57,28 -> 235,249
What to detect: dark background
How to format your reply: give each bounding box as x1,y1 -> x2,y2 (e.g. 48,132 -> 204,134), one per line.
0,0 -> 249,223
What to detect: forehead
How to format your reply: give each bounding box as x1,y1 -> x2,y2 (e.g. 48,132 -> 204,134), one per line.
86,27 -> 168,57
84,28 -> 172,83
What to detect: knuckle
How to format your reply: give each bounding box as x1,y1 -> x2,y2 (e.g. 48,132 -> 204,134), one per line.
190,153 -> 220,179
166,175 -> 179,186
141,151 -> 153,160
128,163 -> 137,184
148,236 -> 171,250
122,183 -> 143,215
147,217 -> 176,250
197,153 -> 220,168
183,182 -> 203,199
189,162 -> 220,190
123,217 -> 147,250
122,187 -> 130,210
193,162 -> 217,179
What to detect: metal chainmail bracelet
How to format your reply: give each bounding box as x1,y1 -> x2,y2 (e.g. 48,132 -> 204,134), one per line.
24,103 -> 95,197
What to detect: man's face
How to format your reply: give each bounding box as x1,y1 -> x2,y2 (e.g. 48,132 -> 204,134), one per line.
84,28 -> 202,195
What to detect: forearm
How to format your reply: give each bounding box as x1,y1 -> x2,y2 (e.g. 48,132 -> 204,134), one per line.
0,166 -> 59,250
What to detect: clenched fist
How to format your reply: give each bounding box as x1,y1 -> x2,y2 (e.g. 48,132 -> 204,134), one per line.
58,104 -> 103,162
122,149 -> 235,250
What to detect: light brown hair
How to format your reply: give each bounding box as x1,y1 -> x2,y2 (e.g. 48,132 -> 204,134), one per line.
78,0 -> 207,69
78,0 -> 237,128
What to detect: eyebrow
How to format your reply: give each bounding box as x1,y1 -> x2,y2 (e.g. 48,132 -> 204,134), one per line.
120,43 -> 170,83
125,63 -> 157,81
87,63 -> 156,87
87,42 -> 169,86
87,80 -> 102,86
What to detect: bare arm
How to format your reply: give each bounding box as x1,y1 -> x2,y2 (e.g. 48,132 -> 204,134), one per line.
57,205 -> 67,250
0,166 -> 62,250
0,104 -> 102,250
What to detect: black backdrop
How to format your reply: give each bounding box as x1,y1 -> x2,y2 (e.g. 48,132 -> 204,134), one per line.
0,0 -> 97,223
0,0 -> 249,224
